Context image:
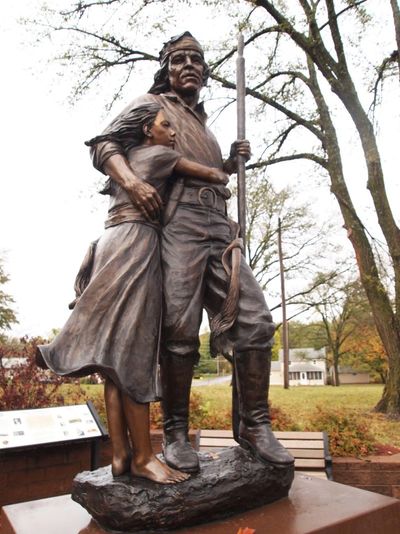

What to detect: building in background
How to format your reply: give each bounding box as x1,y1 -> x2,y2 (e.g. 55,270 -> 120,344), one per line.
270,348 -> 327,386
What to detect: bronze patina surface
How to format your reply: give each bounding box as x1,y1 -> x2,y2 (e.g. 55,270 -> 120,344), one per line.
89,32 -> 293,473
72,448 -> 294,533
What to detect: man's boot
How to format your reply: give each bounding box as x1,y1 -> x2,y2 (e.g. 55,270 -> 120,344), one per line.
160,352 -> 200,473
235,349 -> 294,466
231,366 -> 240,443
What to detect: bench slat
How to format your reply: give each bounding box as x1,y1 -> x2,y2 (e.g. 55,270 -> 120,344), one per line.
200,444 -> 325,460
198,429 -> 332,480
276,439 -> 325,449
284,449 -> 325,459
200,438 -> 325,450
294,458 -> 326,468
274,431 -> 325,440
200,430 -> 325,440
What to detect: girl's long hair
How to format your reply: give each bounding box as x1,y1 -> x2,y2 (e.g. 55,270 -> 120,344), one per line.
85,102 -> 162,152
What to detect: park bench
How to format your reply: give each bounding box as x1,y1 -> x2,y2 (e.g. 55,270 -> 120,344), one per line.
199,429 -> 333,480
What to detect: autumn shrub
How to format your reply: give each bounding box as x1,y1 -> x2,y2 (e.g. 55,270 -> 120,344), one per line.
306,406 -> 377,457
149,390 -> 210,429
269,404 -> 300,431
149,390 -> 297,432
0,336 -> 86,410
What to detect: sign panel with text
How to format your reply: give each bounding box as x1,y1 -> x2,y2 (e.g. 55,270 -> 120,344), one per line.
0,404 -> 103,450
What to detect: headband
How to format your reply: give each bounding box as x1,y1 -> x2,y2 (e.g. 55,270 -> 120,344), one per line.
159,32 -> 204,64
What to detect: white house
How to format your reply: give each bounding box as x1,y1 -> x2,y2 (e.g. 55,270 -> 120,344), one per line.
270,348 -> 327,386
0,357 -> 28,369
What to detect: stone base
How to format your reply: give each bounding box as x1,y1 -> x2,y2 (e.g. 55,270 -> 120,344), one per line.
72,448 -> 294,532
2,475 -> 400,534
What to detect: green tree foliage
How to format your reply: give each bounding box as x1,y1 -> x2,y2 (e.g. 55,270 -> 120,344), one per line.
297,275 -> 374,386
195,331 -> 231,375
0,259 -> 17,338
287,321 -> 327,350
271,329 -> 281,361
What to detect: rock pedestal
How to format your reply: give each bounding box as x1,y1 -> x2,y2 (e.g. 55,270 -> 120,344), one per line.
72,448 -> 294,533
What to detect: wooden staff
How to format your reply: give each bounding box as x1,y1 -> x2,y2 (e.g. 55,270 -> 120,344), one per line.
236,33 -> 247,253
278,217 -> 290,389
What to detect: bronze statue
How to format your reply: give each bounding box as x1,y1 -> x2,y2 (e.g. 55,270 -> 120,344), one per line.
88,32 -> 294,473
37,101 -> 229,484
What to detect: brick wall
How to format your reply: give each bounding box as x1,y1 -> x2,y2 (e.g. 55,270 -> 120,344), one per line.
0,442 -> 92,506
1,430 -> 199,507
333,454 -> 400,499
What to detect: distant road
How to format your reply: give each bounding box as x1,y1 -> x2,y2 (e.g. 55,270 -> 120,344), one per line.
192,375 -> 232,387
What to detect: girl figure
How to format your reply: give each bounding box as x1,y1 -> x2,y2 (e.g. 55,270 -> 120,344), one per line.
37,102 -> 228,484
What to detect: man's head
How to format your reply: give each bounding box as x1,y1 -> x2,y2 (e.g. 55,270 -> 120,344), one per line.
149,31 -> 209,95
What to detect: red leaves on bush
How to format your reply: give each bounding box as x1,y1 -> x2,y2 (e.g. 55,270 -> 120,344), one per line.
305,406 -> 376,457
0,336 -> 84,410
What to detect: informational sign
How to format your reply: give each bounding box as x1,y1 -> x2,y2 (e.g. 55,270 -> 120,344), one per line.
0,404 -> 103,450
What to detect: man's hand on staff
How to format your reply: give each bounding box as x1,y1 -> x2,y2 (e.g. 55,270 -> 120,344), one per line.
223,139 -> 251,174
103,154 -> 163,221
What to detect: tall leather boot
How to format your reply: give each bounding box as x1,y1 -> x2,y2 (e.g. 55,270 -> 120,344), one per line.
160,352 -> 200,473
231,364 -> 240,443
235,350 -> 294,466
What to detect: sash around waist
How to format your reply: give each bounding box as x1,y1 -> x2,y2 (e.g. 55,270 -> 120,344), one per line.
105,202 -> 161,231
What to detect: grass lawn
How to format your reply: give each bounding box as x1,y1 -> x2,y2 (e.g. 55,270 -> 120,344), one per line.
74,382 -> 400,454
193,383 -> 400,451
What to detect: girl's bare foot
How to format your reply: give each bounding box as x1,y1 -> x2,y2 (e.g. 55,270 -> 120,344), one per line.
131,455 -> 190,484
112,452 -> 131,477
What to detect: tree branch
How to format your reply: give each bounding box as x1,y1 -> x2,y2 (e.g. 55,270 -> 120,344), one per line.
318,0 -> 368,31
211,72 -> 324,140
247,153 -> 327,169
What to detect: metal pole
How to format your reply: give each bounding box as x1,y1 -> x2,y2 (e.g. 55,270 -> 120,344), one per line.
278,218 -> 290,389
236,33 -> 247,254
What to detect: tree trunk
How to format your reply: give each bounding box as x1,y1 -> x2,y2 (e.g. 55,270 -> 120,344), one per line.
256,0 -> 400,416
375,353 -> 400,416
306,58 -> 400,413
332,356 -> 340,387
333,361 -> 340,387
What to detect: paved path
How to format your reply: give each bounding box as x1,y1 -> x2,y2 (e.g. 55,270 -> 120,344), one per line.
192,375 -> 232,387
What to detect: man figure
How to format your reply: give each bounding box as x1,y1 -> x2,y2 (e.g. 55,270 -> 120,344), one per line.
91,32 -> 294,473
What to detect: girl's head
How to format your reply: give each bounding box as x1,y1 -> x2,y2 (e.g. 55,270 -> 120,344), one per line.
85,102 -> 176,150
143,109 -> 176,149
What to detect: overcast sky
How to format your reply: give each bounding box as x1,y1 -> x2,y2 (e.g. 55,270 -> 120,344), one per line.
1,1 -> 240,337
1,1 -> 399,338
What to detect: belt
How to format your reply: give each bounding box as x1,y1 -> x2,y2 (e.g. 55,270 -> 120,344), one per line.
179,187 -> 226,213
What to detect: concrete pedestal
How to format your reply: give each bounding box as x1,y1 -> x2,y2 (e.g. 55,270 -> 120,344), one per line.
1,474 -> 400,534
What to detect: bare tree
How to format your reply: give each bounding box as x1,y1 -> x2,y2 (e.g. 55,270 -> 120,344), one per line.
299,275 -> 369,386
0,257 -> 18,339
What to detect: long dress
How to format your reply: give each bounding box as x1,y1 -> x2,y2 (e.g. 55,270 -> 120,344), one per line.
38,144 -> 181,403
